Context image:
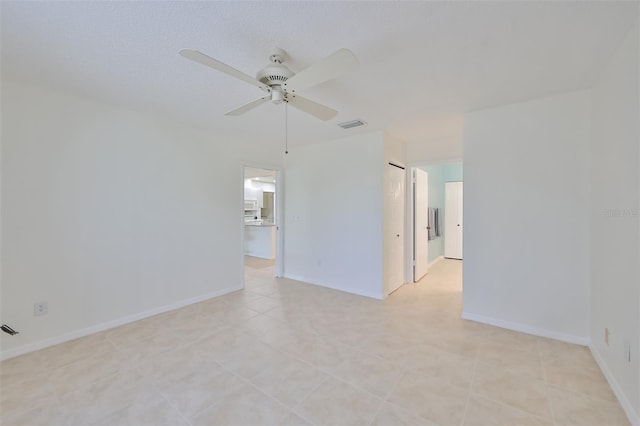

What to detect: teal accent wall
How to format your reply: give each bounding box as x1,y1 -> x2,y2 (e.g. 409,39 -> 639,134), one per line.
419,163 -> 463,263
444,163 -> 463,182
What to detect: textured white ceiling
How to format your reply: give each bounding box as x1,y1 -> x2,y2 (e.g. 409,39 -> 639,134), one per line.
1,1 -> 638,148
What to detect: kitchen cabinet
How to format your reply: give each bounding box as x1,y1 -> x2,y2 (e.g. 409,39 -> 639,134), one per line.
244,223 -> 275,259
244,199 -> 260,221
244,187 -> 264,207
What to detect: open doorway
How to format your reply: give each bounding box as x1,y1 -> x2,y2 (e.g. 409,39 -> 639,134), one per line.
242,166 -> 282,284
408,162 -> 463,283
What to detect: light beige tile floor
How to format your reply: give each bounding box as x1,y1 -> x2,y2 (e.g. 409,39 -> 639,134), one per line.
0,258 -> 629,426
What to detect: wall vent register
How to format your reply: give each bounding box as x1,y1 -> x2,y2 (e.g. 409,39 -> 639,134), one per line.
338,119 -> 366,129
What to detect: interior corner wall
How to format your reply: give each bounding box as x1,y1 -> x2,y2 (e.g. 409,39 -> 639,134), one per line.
383,132 -> 407,167
283,132 -> 385,299
0,80 -> 283,359
462,90 -> 591,342
589,17 -> 639,420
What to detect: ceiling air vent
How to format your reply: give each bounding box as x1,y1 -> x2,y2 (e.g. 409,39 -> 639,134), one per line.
338,119 -> 366,129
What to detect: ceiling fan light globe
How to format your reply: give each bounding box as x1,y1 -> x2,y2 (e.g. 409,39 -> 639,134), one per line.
271,88 -> 285,104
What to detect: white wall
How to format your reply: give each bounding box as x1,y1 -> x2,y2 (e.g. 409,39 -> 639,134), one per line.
405,134 -> 463,165
463,90 -> 591,342
244,180 -> 275,198
283,132 -> 385,299
0,80 -> 282,358
590,18 -> 639,421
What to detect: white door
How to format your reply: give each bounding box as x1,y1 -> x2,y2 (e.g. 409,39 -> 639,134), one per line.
386,163 -> 406,295
444,181 -> 463,259
413,168 -> 429,282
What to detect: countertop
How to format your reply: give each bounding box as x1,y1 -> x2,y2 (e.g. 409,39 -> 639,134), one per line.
244,221 -> 275,227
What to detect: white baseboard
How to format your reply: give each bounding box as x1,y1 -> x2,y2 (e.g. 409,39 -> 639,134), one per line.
283,274 -> 384,300
428,255 -> 445,268
0,285 -> 242,361
589,344 -> 639,425
461,311 -> 590,345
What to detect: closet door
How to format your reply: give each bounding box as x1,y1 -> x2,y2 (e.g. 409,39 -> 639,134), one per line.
444,182 -> 463,259
385,163 -> 406,295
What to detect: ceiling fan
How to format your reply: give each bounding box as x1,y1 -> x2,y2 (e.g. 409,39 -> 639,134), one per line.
179,47 -> 357,121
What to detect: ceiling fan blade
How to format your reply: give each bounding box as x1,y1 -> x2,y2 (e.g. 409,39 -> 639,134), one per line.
179,49 -> 270,92
284,48 -> 358,93
225,97 -> 270,116
287,95 -> 337,121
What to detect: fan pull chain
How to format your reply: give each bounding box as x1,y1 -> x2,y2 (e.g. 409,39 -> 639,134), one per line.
284,101 -> 289,155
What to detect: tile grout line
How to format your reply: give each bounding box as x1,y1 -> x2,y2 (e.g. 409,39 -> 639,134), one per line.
469,358 -> 556,422
289,375 -> 329,426
149,354 -> 217,422
366,400 -> 386,426
458,349 -> 479,426
386,363 -> 412,400
152,385 -> 194,426
205,353 -> 300,423
232,324 -> 395,421
23,342 -> 111,426
367,366 -> 434,426
546,382 -> 628,407
235,289 -> 489,425
247,331 -> 391,407
538,339 -> 559,426
166,354 -> 290,423
279,347 -> 397,406
466,393 -> 552,424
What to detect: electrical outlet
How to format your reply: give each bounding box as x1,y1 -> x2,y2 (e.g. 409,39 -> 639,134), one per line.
605,328 -> 610,346
33,301 -> 48,316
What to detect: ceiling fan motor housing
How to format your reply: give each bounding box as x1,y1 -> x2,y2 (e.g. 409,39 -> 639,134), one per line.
256,64 -> 295,88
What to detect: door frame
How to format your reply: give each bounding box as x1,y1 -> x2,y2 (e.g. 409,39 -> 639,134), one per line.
413,168 -> 429,282
240,162 -> 284,289
405,159 -> 463,282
